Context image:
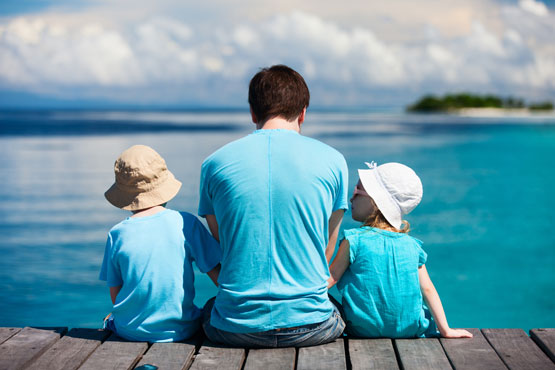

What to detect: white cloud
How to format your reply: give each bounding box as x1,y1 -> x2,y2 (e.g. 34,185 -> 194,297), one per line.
0,2 -> 553,106
519,0 -> 549,17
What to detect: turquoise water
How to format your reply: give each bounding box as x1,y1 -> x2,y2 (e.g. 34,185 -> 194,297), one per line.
1,110 -> 554,330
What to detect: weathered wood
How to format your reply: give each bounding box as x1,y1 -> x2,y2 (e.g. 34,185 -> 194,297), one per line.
134,342 -> 196,370
0,326 -> 553,370
243,347 -> 296,370
78,333 -> 148,370
26,328 -> 110,370
0,326 -> 66,370
440,328 -> 507,370
297,339 -> 346,370
348,338 -> 399,370
188,341 -> 245,370
530,329 -> 555,363
0,328 -> 21,345
395,338 -> 452,370
483,329 -> 555,370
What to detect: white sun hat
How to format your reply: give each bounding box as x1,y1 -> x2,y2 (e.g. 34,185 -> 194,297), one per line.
358,162 -> 423,229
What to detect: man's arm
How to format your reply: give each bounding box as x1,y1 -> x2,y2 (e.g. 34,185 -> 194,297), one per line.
110,286 -> 122,305
207,264 -> 221,286
326,209 -> 344,263
205,215 -> 219,242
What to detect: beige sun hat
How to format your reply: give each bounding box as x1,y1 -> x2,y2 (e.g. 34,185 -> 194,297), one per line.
105,145 -> 182,211
358,161 -> 423,229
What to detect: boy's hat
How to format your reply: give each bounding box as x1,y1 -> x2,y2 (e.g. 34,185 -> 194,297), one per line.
105,145 -> 182,211
358,162 -> 422,229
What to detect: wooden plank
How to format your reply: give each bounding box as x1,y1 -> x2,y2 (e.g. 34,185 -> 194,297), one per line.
440,328 -> 507,370
78,333 -> 148,370
188,341 -> 245,370
530,329 -> 555,363
297,339 -> 346,370
0,327 -> 67,370
243,347 -> 296,370
483,329 -> 555,370
348,338 -> 399,370
26,328 -> 110,370
134,342 -> 196,370
0,328 -> 21,345
395,338 -> 452,370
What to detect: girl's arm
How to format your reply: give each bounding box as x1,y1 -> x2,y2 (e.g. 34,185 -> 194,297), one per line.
207,263 -> 221,287
327,239 -> 350,289
419,265 -> 473,338
110,286 -> 122,305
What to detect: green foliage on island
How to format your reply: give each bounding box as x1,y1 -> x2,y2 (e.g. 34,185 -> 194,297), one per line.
528,101 -> 554,111
407,93 -> 553,112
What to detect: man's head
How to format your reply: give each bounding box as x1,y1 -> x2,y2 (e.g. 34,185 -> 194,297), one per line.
248,65 -> 310,125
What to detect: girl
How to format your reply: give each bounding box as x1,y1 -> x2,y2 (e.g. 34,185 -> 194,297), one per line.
328,162 -> 472,339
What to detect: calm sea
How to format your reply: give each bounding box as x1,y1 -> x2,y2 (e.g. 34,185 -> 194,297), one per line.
1,110 -> 554,330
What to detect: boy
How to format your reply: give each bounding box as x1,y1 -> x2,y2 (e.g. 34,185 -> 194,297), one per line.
100,144 -> 221,342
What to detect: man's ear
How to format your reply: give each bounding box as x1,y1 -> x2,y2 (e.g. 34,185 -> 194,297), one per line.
298,107 -> 307,125
250,108 -> 258,124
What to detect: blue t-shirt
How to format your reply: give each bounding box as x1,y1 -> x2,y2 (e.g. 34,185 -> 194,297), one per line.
99,209 -> 221,342
337,227 -> 430,338
199,129 -> 348,333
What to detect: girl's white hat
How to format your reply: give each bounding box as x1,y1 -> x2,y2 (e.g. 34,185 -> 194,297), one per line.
358,162 -> 423,229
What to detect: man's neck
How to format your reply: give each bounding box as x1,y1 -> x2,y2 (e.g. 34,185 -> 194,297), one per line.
257,117 -> 301,132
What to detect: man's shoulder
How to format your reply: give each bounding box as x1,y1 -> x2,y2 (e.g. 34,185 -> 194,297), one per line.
298,135 -> 345,158
202,134 -> 252,166
291,136 -> 347,174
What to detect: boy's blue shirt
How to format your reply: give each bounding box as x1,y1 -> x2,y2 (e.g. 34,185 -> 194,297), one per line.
199,129 -> 349,333
337,226 -> 430,338
99,209 -> 221,342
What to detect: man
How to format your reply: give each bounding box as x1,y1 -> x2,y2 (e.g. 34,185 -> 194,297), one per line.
199,65 -> 348,347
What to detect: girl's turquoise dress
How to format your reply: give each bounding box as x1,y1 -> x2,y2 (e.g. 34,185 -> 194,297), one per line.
337,227 -> 438,338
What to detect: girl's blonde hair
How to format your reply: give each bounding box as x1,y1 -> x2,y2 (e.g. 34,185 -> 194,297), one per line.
363,197 -> 411,233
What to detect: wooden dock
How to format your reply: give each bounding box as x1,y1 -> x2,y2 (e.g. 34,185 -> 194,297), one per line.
0,327 -> 554,369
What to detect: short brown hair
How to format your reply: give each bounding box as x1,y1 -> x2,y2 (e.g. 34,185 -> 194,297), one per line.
248,65 -> 310,124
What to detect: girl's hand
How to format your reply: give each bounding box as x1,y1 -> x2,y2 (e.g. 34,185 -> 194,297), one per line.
440,328 -> 473,338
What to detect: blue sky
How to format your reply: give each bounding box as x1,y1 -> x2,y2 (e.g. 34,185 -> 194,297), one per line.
1,0 -> 554,108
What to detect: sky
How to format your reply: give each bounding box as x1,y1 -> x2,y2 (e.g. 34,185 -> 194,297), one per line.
0,0 -> 554,108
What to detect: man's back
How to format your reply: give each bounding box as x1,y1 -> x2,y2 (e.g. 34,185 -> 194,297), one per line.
199,128 -> 348,333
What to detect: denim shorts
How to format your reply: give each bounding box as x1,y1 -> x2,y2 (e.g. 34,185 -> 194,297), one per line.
201,298 -> 345,348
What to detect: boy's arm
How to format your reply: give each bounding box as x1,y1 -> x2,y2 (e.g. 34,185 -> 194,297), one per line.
205,215 -> 219,242
207,263 -> 221,287
110,286 -> 122,305
326,209 -> 344,263
419,265 -> 472,338
327,239 -> 350,289
186,214 -> 221,286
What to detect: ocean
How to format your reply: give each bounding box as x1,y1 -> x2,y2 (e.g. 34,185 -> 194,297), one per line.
0,109 -> 554,331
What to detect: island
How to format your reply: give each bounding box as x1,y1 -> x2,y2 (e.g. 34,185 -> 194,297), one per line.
407,93 -> 554,113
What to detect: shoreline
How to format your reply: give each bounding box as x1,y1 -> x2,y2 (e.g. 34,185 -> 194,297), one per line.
452,107 -> 555,117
